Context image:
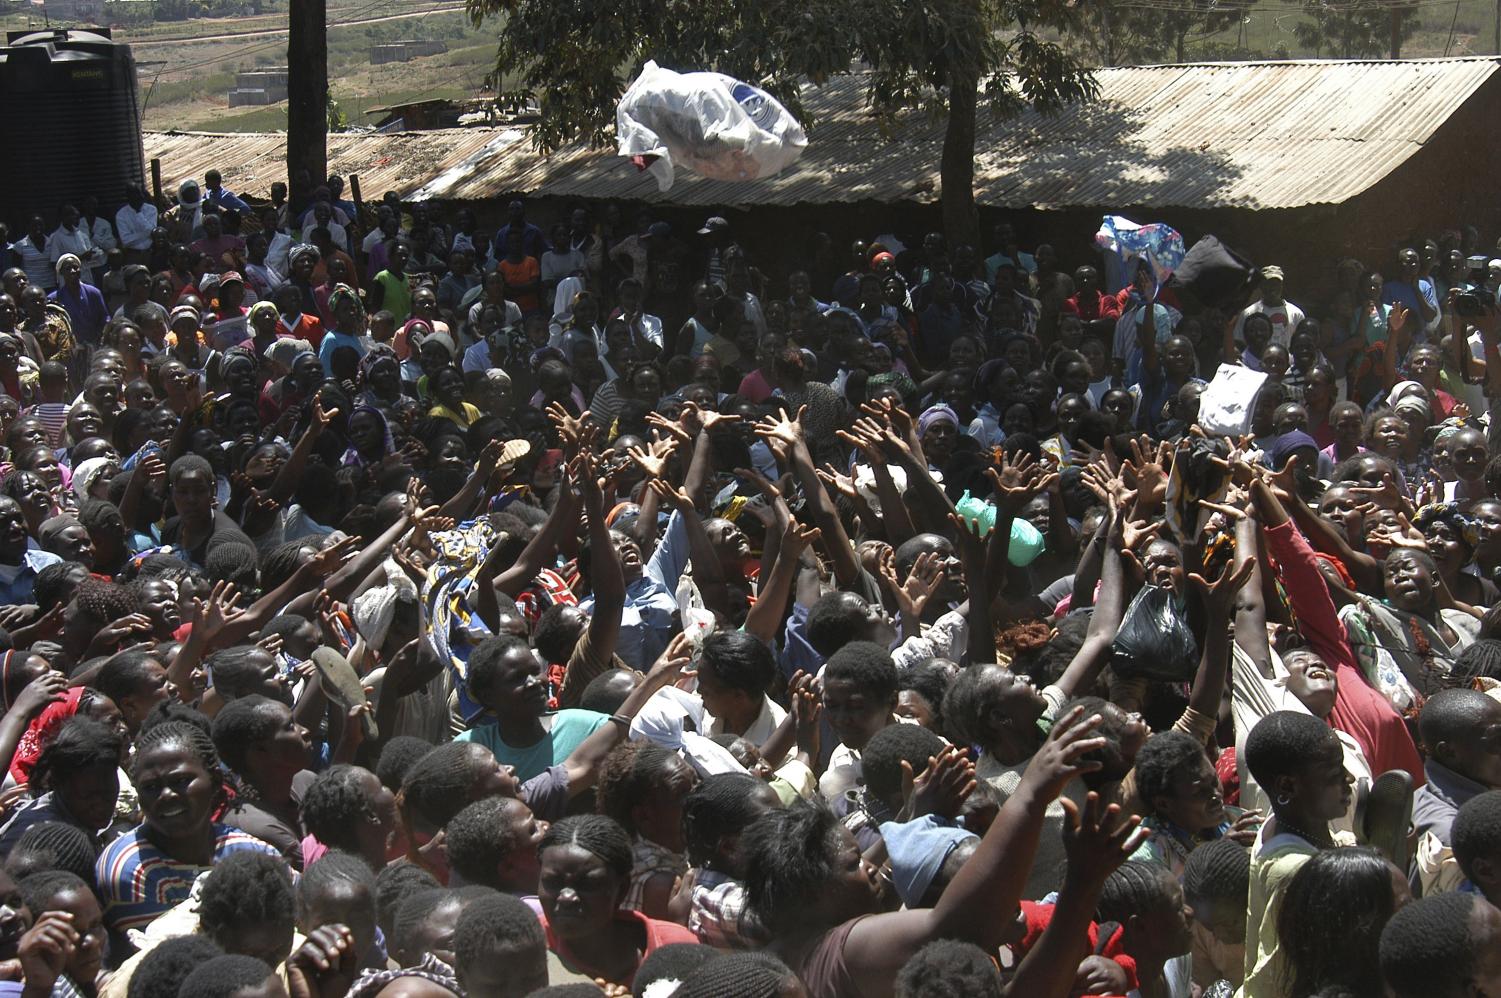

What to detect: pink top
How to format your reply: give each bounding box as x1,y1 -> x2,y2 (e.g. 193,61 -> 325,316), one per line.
1263,520 -> 1424,784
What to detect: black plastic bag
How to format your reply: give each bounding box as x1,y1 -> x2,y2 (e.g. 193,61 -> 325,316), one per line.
1167,235 -> 1255,311
1110,584 -> 1199,682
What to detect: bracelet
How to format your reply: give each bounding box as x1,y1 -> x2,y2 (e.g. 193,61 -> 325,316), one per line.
609,713 -> 632,728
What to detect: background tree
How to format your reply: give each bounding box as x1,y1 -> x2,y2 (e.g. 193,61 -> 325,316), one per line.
1079,0 -> 1254,64
1294,0 -> 1417,56
466,0 -> 1097,247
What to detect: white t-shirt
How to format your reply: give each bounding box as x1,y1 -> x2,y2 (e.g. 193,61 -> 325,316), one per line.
1234,299 -> 1307,348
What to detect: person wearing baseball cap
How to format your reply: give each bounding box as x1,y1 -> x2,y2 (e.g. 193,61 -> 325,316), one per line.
1231,263 -> 1306,351
698,216 -> 738,288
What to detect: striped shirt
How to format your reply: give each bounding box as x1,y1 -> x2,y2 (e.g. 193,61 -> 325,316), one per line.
95,823 -> 281,935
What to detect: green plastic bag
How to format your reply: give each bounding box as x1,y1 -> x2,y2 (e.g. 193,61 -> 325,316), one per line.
955,492 -> 1046,567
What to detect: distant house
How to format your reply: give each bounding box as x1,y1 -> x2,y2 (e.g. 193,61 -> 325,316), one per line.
43,0 -> 103,23
369,39 -> 447,64
227,66 -> 287,106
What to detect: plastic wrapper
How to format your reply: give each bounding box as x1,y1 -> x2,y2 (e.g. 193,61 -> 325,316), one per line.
616,60 -> 808,191
1110,584 -> 1199,682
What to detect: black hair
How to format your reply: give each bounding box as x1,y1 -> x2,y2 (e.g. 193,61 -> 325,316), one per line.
1420,688 -> 1498,754
259,540 -> 313,591
1379,892 -> 1482,998
77,499 -> 123,534
95,649 -> 164,707
632,943 -> 719,998
531,604 -> 582,665
209,694 -> 284,774
299,849 -> 376,923
131,720 -> 221,788
742,800 -> 842,936
465,634 -> 530,699
1452,639 -> 1501,684
681,773 -> 776,870
8,822 -> 98,886
894,939 -> 1003,998
940,665 -> 1006,749
375,860 -> 439,942
680,952 -> 801,998
538,815 -> 633,880
823,641 -> 898,701
17,870 -> 88,917
175,953 -> 275,998
72,578 -> 139,628
400,742 -> 492,833
392,888 -> 460,962
32,561 -> 87,613
595,741 -> 681,835
375,735 -> 435,792
30,716 -> 121,794
805,591 -> 874,656
204,541 -> 258,587
1182,837 -> 1250,908
204,645 -> 273,701
139,699 -> 212,738
899,662 -> 953,733
128,934 -> 224,998
1453,790 -> 1501,883
300,764 -> 380,856
1096,860 -> 1178,924
452,892 -> 547,991
861,723 -> 946,803
197,849 -> 296,945
168,453 -> 213,486
1244,711 -> 1335,789
257,614 -> 312,644
1134,730 -> 1209,812
697,630 -> 776,697
1277,846 -> 1400,998
446,797 -> 529,890
579,669 -> 636,715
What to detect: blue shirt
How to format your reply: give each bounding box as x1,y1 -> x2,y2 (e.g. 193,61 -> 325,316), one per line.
580,511 -> 689,670
318,331 -> 368,376
204,186 -> 252,213
0,548 -> 61,604
455,709 -> 608,783
1382,278 -> 1438,328
47,282 -> 107,345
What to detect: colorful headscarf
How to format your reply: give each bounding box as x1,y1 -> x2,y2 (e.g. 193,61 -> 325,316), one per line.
917,403 -> 959,438
394,318 -> 432,361
327,283 -> 365,334
248,300 -> 279,326
358,344 -> 399,387
341,405 -> 395,468
10,686 -> 84,784
288,243 -> 321,269
1414,502 -> 1481,553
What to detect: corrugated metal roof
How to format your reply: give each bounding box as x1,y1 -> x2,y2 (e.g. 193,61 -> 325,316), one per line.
144,57 -> 1501,211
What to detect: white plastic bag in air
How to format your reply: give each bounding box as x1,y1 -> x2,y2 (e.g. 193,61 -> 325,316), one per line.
616,59 -> 808,191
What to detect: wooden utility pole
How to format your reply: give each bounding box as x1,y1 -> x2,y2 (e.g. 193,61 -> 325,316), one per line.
286,0 -> 327,215
1390,5 -> 1402,57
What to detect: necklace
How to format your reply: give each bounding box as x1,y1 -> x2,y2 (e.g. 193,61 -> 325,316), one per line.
1273,816 -> 1330,847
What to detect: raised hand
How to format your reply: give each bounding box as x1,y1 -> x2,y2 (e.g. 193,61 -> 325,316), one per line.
9,671 -> 67,720
286,923 -> 359,998
311,396 -> 339,431
1188,555 -> 1256,617
87,613 -> 155,657
902,745 -> 977,820
815,464 -> 859,501
753,406 -> 807,448
880,549 -> 943,620
788,670 -> 821,757
16,912 -> 77,995
645,410 -> 693,446
733,466 -> 782,500
782,519 -> 822,558
307,535 -> 360,576
1019,706 -> 1107,802
626,440 -> 677,480
546,403 -> 591,453
1347,472 -> 1406,512
646,477 -> 695,513
648,631 -> 695,686
1060,791 -> 1148,887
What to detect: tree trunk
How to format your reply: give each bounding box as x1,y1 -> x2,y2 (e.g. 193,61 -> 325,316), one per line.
287,0 -> 328,215
941,72 -> 980,251
1390,5 -> 1401,56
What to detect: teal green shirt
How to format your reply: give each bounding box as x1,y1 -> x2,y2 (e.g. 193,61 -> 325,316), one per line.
455,709 -> 609,782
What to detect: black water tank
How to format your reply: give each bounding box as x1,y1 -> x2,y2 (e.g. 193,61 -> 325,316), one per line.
0,28 -> 145,228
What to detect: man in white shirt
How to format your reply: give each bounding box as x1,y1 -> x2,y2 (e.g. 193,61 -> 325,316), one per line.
12,215 -> 54,291
114,185 -> 158,260
80,196 -> 117,259
1233,265 -> 1306,348
299,201 -> 349,254
45,206 -> 105,286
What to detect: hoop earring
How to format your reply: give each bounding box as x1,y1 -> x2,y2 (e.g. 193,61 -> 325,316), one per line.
1276,793 -> 1291,806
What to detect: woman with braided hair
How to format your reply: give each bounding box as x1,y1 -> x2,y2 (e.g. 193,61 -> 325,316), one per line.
535,814 -> 697,990
670,772 -> 780,949
93,720 -> 281,944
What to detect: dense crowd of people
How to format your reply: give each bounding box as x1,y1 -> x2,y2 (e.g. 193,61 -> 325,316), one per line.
0,173 -> 1497,998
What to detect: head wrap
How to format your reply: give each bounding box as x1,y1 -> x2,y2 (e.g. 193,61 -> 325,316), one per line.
326,283 -> 365,333
9,686 -> 85,785
53,254 -> 80,279
1266,430 -> 1318,471
350,582 -> 402,648
1312,551 -> 1356,591
1394,393 -> 1431,420
72,457 -> 113,501
1414,501 -> 1481,554
168,305 -> 201,329
868,370 -> 918,405
917,403 -> 959,438
358,343 -> 399,386
37,515 -> 80,547
288,243 -> 321,269
341,406 -> 395,468
394,318 -> 432,361
177,179 -> 200,203
248,300 -> 279,325
345,954 -> 459,998
264,337 -> 313,369
483,368 -> 512,393
423,330 -> 456,359
879,816 -> 978,908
